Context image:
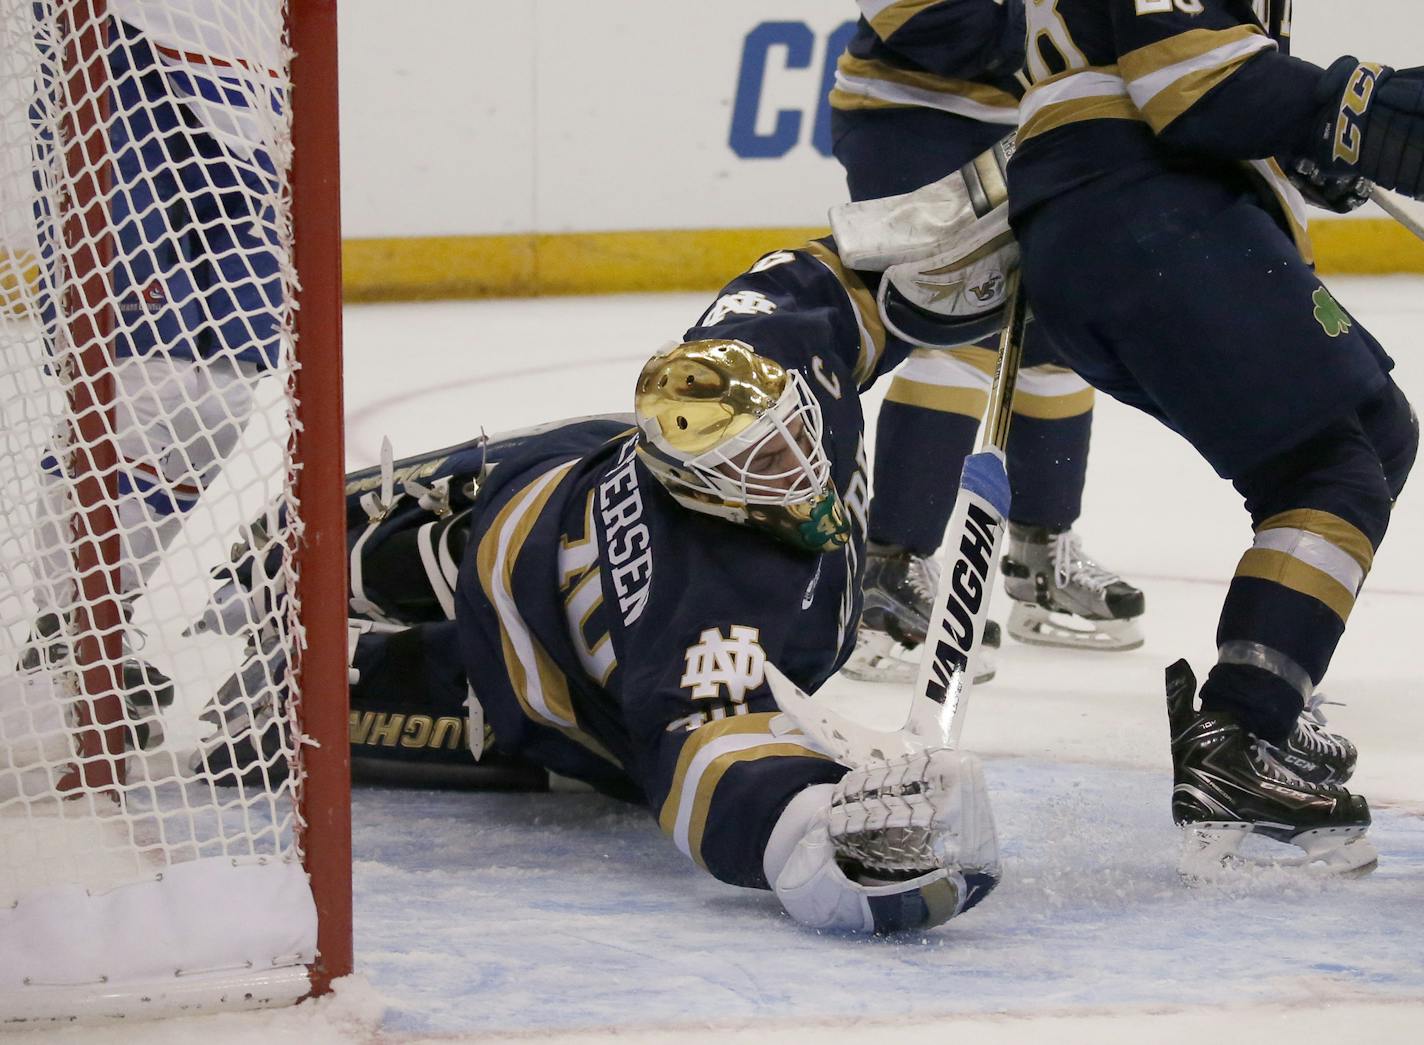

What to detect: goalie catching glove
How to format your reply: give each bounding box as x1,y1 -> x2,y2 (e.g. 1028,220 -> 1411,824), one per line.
763,749 -> 1000,933
1312,57 -> 1424,200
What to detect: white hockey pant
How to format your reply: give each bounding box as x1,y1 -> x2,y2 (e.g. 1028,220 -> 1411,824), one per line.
34,354 -> 261,612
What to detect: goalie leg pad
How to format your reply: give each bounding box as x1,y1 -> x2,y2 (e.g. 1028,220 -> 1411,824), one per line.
193,620 -> 548,791
348,620 -> 548,790
355,508 -> 471,622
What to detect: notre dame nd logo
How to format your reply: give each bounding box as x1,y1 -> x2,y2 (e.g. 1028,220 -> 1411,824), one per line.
679,625 -> 767,713
702,290 -> 776,327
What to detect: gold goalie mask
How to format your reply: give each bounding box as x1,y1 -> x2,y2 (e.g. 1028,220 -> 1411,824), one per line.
634,340 -> 849,553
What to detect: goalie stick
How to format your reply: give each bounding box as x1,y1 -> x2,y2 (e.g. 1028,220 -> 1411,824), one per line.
908,270 -> 1025,748
767,274 -> 1028,761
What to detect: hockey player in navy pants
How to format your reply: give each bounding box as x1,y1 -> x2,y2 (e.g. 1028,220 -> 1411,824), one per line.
1008,0 -> 1419,876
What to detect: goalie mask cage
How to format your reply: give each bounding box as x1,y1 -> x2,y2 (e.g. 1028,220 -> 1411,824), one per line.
0,0 -> 350,1024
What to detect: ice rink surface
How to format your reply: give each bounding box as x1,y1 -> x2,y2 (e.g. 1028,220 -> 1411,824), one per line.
27,277 -> 1424,1043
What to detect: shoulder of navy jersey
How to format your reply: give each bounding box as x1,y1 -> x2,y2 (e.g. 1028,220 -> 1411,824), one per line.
854,0 -> 1023,76
683,239 -> 912,393
831,2 -> 1023,124
1011,1 -> 1316,255
1018,1 -> 1288,146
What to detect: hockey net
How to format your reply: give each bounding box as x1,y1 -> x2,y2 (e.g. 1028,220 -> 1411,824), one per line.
0,0 -> 350,1024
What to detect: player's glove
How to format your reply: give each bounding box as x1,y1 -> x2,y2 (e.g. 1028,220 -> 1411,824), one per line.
764,749 -> 1000,934
1287,159 -> 1371,214
1311,56 -> 1424,200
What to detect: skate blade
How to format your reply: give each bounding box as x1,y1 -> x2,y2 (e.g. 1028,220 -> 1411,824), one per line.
1280,826 -> 1378,877
1178,822 -> 1377,881
840,630 -> 915,684
1007,603 -> 1143,652
841,631 -> 995,685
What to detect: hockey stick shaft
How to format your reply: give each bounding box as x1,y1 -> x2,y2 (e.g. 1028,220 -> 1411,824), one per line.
1370,184 -> 1424,243
763,275 -> 1029,763
981,272 -> 1029,454
906,272 -> 1027,748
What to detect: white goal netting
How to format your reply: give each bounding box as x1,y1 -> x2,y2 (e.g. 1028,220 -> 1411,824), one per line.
0,0 -> 338,1024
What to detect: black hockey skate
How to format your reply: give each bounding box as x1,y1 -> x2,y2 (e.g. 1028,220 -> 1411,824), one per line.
843,545 -> 998,685
17,610 -> 175,751
1262,694 -> 1357,787
1001,524 -> 1144,651
1165,660 -> 1375,879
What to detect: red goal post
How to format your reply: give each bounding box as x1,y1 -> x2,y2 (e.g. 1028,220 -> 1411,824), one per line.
0,0 -> 351,1023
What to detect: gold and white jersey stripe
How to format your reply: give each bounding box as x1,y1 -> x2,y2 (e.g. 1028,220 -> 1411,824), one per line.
1020,23 -> 1274,144
658,713 -> 834,869
1119,25 -> 1274,131
884,347 -> 996,418
831,54 -> 1020,125
804,240 -> 892,389
475,461 -> 620,765
477,463 -> 577,730
1015,363 -> 1095,420
1018,66 -> 1139,143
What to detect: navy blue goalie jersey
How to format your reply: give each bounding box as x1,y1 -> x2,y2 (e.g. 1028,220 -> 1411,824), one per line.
452,241 -> 914,890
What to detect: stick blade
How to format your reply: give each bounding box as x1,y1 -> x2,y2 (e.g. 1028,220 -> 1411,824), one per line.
764,662 -> 923,764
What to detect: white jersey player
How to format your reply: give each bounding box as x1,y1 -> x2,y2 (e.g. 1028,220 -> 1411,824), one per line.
21,1 -> 288,722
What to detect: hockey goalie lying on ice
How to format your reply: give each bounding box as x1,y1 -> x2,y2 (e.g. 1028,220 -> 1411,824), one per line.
185,234 -> 1012,934
183,175 -> 1392,932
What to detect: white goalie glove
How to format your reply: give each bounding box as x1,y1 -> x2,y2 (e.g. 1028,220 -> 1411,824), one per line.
831,135 -> 1013,270
877,203 -> 1019,349
829,136 -> 1019,349
764,749 -> 1000,933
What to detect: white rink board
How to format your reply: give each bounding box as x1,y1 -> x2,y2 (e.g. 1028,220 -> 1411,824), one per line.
335,0 -> 1424,239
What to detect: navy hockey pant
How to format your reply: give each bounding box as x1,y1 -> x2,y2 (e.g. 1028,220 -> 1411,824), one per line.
1018,171 -> 1415,740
